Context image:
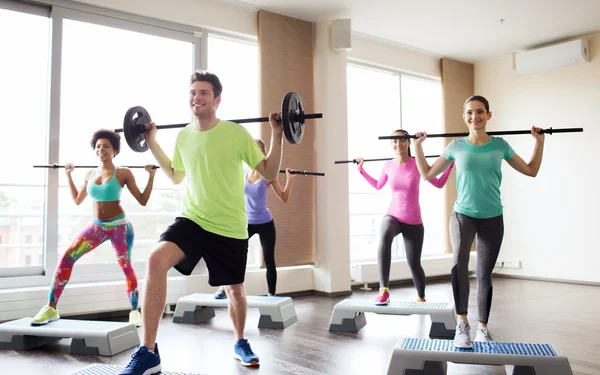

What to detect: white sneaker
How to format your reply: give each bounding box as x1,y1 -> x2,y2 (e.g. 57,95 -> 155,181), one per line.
453,320 -> 472,348
475,327 -> 493,342
214,286 -> 227,299
129,309 -> 142,326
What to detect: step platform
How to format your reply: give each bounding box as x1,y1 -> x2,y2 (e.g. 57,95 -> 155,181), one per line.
386,337 -> 573,375
71,364 -> 201,375
0,317 -> 139,356
328,299 -> 456,339
173,293 -> 298,329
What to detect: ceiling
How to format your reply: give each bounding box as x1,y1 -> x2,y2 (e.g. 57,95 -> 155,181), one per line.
225,0 -> 600,63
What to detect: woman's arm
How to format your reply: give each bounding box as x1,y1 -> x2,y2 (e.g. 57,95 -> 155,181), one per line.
66,163 -> 90,205
427,161 -> 454,188
124,165 -> 157,206
356,157 -> 388,190
506,126 -> 545,177
269,168 -> 295,203
413,132 -> 453,180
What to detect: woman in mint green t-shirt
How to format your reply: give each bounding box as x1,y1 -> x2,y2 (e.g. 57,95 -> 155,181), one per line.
413,95 -> 545,349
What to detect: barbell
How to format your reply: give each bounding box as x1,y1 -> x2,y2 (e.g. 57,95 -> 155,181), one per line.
283,170 -> 325,176
115,92 -> 322,153
335,155 -> 440,164
34,164 -> 159,169
33,164 -> 323,176
379,127 -> 583,140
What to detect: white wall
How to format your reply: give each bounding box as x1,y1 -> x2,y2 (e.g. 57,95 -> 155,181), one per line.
349,33 -> 441,79
69,0 -> 257,37
474,33 -> 600,283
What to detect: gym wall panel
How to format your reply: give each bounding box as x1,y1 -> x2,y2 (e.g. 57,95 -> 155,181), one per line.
440,58 -> 474,253
257,10 -> 315,267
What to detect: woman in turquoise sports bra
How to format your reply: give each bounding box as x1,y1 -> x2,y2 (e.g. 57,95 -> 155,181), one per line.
31,129 -> 157,327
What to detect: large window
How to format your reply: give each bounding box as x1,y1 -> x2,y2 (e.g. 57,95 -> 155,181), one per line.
0,7 -> 50,269
57,17 -> 194,265
347,63 -> 444,263
400,75 -> 445,256
207,34 -> 261,266
0,3 -> 262,283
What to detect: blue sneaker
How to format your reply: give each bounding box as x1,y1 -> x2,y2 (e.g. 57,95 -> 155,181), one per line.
119,344 -> 162,375
233,338 -> 260,367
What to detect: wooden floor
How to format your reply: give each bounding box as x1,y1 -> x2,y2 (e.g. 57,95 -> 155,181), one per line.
1,277 -> 599,375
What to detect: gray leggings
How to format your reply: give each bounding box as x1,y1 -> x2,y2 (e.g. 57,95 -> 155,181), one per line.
450,211 -> 504,324
378,215 -> 425,298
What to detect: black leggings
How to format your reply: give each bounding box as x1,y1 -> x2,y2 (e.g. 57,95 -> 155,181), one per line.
449,211 -> 504,324
378,215 -> 426,298
248,220 -> 277,295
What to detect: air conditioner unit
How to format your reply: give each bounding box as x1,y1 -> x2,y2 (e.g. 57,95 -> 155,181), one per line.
513,38 -> 590,76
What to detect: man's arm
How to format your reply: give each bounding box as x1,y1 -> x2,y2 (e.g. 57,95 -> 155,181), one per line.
254,112 -> 284,181
144,121 -> 185,184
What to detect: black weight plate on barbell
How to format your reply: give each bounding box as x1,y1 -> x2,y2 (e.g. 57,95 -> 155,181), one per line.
282,92 -> 304,145
123,106 -> 151,153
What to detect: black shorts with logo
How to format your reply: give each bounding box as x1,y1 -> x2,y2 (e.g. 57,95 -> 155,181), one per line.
159,217 -> 248,286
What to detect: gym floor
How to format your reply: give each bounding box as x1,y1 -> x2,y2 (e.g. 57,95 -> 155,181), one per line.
1,277 -> 598,375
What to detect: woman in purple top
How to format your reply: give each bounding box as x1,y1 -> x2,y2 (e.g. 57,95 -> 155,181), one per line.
215,139 -> 295,298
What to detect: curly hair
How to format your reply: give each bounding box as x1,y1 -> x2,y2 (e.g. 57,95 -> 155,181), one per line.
90,129 -> 121,155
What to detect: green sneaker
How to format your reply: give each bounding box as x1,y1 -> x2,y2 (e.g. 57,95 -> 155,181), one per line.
129,309 -> 142,326
31,305 -> 60,326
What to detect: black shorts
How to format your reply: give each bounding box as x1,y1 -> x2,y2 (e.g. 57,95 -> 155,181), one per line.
159,217 -> 248,286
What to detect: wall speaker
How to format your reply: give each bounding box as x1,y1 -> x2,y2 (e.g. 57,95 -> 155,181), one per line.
332,19 -> 352,52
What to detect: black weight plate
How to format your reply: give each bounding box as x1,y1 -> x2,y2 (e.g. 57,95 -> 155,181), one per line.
123,106 -> 151,153
281,92 -> 304,144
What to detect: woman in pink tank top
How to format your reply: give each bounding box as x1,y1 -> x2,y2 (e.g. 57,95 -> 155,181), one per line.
356,129 -> 454,305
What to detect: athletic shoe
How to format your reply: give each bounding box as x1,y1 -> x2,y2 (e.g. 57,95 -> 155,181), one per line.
453,320 -> 473,348
417,297 -> 426,302
374,288 -> 390,305
474,327 -> 493,342
119,344 -> 161,375
129,309 -> 142,327
30,305 -> 60,326
214,286 -> 227,299
234,338 -> 260,367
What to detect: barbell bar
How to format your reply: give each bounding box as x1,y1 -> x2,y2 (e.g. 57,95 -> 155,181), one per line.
281,170 -> 325,176
335,155 -> 440,164
379,127 -> 583,140
116,92 -> 322,153
33,164 -> 322,176
33,164 -> 159,169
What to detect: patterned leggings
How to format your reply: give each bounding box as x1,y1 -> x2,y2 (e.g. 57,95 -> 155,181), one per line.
49,214 -> 138,309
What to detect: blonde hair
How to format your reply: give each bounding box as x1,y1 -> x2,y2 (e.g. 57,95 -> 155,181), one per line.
255,139 -> 266,152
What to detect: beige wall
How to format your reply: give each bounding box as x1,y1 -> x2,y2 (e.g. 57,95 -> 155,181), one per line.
440,58 -> 474,252
474,33 -> 600,282
257,10 -> 315,268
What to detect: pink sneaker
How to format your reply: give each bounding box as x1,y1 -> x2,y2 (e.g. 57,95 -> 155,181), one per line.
375,288 -> 390,305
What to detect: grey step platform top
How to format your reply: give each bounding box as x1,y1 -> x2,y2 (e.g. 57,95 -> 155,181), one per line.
177,293 -> 293,307
0,317 -> 139,356
173,293 -> 298,329
71,364 -> 201,375
402,338 -> 559,356
334,299 -> 454,313
0,318 -> 134,336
